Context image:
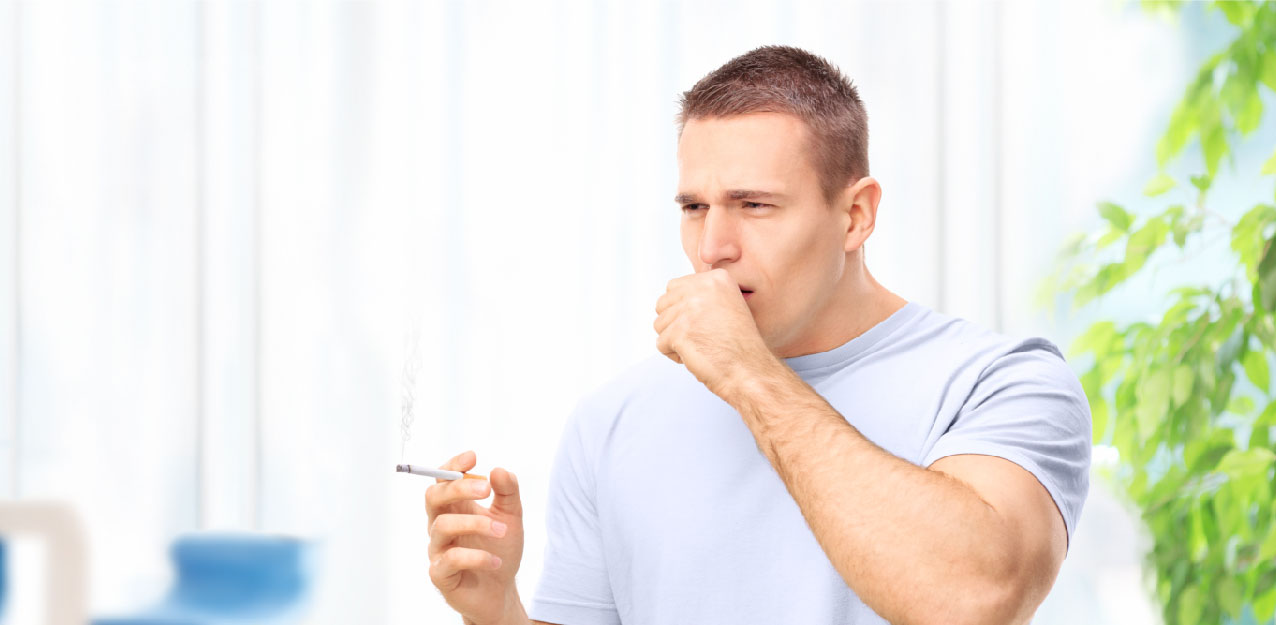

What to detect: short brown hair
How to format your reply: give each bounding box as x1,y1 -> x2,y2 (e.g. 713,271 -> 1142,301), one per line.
677,45 -> 869,203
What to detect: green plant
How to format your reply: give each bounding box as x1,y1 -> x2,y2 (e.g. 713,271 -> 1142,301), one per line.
1048,2 -> 1276,624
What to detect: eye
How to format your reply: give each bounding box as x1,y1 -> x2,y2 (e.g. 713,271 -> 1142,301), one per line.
681,203 -> 707,212
743,201 -> 772,209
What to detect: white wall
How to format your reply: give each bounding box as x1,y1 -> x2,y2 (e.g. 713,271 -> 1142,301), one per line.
0,1 -> 1209,623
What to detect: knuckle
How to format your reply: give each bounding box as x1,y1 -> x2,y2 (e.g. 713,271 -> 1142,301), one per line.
430,513 -> 452,535
428,555 -> 449,582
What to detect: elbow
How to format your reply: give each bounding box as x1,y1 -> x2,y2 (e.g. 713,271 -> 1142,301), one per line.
951,562 -> 1036,625
911,556 -> 1031,625
945,579 -> 1028,625
904,588 -> 1022,625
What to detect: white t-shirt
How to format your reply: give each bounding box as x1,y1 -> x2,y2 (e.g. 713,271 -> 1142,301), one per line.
529,301 -> 1091,624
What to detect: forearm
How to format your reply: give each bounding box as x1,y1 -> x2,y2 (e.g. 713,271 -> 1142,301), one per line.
461,587 -> 529,625
725,360 -> 1024,625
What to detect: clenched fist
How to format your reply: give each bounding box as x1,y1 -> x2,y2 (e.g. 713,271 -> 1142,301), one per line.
654,268 -> 777,398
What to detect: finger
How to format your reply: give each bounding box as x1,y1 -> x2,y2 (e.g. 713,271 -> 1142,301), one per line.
656,335 -> 681,365
656,290 -> 677,315
653,307 -> 679,336
489,467 -> 522,517
439,450 -> 477,475
665,274 -> 696,296
428,513 -> 506,555
429,547 -> 502,588
425,477 -> 492,517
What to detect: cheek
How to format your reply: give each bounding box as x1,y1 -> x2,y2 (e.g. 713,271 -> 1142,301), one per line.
777,224 -> 842,285
680,221 -> 700,266
766,226 -> 843,312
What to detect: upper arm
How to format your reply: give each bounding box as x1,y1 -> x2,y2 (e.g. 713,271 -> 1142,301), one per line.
928,453 -> 1067,619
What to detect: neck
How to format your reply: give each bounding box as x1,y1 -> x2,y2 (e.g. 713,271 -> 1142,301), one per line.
772,263 -> 907,359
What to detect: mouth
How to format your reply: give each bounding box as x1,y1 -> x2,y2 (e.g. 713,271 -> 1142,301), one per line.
740,286 -> 755,301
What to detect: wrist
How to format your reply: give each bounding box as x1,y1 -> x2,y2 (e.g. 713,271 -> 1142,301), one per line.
724,352 -> 794,408
712,344 -> 777,400
499,586 -> 529,625
462,587 -> 527,625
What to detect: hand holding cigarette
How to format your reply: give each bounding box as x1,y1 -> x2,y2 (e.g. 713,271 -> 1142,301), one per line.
422,450 -> 528,625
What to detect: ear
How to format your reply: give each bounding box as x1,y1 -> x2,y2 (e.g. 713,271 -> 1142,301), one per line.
840,176 -> 881,253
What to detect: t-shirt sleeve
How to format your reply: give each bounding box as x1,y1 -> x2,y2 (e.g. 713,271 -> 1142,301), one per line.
528,401 -> 621,625
921,338 -> 1091,547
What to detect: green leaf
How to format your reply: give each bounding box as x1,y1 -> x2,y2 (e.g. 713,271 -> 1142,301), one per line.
1260,400 -> 1276,427
1091,400 -> 1109,445
1263,147 -> 1276,175
1072,321 -> 1119,355
1242,349 -> 1271,393
1186,433 -> 1232,473
1217,576 -> 1243,619
1259,237 -> 1276,312
1264,49 -> 1276,93
1158,99 -> 1198,166
1260,524 -> 1276,561
1236,90 -> 1263,135
1143,172 -> 1176,197
1097,229 -> 1125,250
1216,447 -> 1276,479
1136,368 -> 1172,440
1172,223 -> 1189,248
1215,0 -> 1255,26
1189,174 -> 1212,192
1170,364 -> 1194,408
1098,201 -> 1132,232
1202,122 -> 1227,178
1256,568 -> 1276,623
1125,218 -> 1169,276
1178,584 -> 1203,625
1227,395 -> 1255,415
1251,314 -> 1276,347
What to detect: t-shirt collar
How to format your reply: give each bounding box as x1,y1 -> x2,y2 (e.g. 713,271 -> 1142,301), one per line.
782,301 -> 921,373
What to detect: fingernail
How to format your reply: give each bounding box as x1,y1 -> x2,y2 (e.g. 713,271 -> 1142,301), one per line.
491,521 -> 507,537
491,555 -> 503,568
471,481 -> 487,495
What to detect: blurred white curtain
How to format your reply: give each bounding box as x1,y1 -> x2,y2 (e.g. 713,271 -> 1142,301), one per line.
0,1 -> 1190,623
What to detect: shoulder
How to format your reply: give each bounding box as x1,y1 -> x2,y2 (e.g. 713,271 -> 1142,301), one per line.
897,306 -> 1083,408
892,305 -> 1067,375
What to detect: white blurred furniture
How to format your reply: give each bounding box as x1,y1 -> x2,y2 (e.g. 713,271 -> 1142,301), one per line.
0,501 -> 89,625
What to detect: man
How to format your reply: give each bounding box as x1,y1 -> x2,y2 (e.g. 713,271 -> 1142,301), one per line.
425,45 -> 1090,625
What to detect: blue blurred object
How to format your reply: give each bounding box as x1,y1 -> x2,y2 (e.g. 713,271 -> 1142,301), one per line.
0,538 -> 7,622
94,533 -> 314,625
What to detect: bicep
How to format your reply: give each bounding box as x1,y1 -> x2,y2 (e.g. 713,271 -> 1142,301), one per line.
928,454 -> 1067,603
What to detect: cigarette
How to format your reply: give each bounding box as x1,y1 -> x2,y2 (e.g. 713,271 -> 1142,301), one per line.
395,464 -> 487,481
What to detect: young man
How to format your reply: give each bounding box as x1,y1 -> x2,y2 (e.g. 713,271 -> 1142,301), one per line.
425,45 -> 1090,625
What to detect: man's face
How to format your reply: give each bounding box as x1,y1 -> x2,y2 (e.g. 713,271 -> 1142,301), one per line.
676,113 -> 853,354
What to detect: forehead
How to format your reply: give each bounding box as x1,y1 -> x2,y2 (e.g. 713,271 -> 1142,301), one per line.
676,113 -> 819,193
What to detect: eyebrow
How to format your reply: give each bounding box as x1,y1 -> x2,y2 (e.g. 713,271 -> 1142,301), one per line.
674,190 -> 785,204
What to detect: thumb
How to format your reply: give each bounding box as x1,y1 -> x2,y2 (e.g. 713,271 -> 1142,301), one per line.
489,467 -> 523,517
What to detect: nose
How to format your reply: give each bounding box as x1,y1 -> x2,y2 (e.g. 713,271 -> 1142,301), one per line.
697,206 -> 741,267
